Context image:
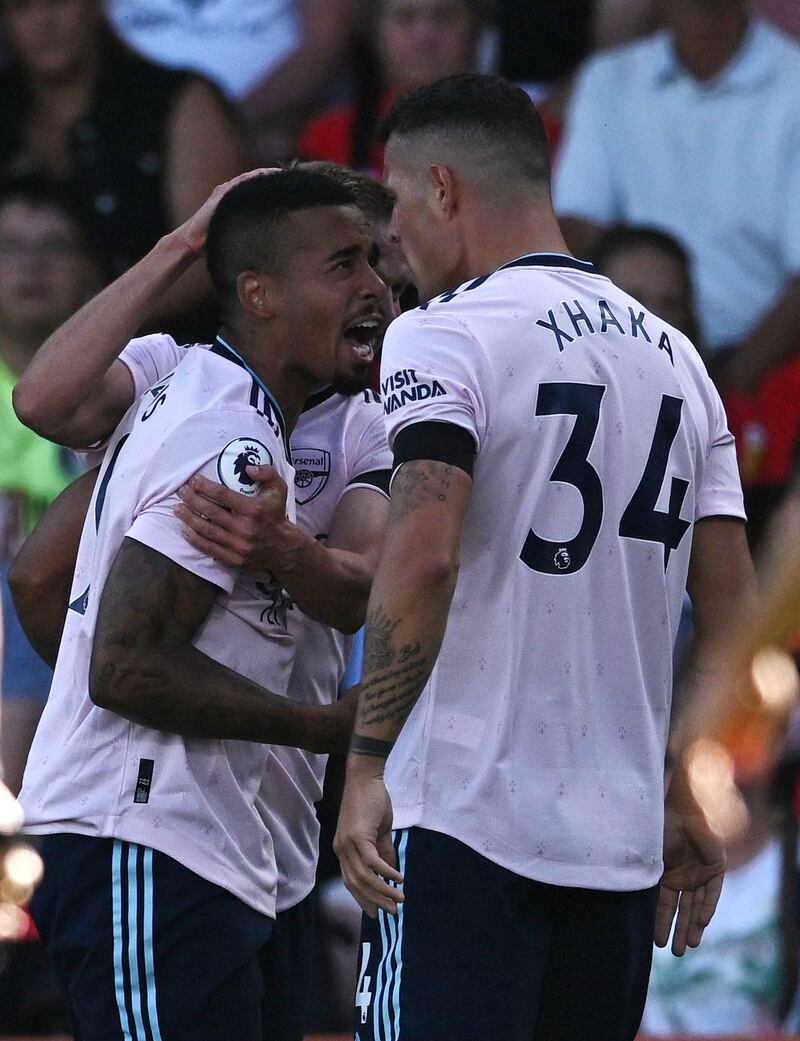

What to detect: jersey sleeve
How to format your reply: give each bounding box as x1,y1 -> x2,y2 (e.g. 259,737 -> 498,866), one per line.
380,309 -> 490,455
342,393 -> 392,501
696,381 -> 747,522
76,335 -> 189,464
552,54 -> 621,224
126,409 -> 288,593
118,333 -> 187,399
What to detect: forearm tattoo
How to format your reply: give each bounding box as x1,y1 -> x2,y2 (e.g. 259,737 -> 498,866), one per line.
352,459 -> 461,751
357,602 -> 430,732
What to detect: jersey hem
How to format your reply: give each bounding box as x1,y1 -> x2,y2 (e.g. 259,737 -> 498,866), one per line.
23,819 -> 277,918
390,809 -> 663,892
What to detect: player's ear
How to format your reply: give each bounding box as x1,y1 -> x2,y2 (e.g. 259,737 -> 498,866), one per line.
428,164 -> 458,219
236,271 -> 278,319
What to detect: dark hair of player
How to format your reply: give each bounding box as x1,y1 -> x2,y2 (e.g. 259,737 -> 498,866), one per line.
205,169 -> 358,304
378,73 -> 551,187
592,225 -> 692,277
287,160 -> 395,226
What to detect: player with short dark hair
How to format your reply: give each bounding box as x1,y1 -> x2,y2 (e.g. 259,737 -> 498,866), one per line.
18,167 -> 386,1040
335,73 -> 757,1041
13,163 -> 409,1041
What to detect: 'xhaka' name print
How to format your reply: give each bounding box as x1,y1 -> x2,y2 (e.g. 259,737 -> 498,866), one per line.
536,298 -> 674,364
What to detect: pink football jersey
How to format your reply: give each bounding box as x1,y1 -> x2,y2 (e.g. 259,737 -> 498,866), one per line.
105,335 -> 391,911
380,253 -> 745,890
21,339 -> 296,917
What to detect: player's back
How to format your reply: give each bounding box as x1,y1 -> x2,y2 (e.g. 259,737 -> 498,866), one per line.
381,253 -> 744,891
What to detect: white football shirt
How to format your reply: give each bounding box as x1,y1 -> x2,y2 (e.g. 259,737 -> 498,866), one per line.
381,253 -> 745,891
263,385 -> 391,912
21,338 -> 296,917
117,335 -> 392,911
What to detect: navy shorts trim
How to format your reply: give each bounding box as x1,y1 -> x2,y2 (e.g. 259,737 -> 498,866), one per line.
31,833 -> 273,1041
355,827 -> 658,1041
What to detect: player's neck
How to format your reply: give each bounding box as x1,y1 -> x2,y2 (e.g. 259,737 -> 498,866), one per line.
217,323 -> 310,435
458,204 -> 574,285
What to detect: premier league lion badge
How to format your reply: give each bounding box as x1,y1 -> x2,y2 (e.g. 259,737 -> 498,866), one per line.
217,437 -> 272,496
292,447 -> 331,504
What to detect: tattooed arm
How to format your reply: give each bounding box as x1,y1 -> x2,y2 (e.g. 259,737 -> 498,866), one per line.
89,537 -> 352,753
334,458 -> 472,915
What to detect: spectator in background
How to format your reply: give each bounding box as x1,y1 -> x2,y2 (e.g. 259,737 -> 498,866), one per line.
554,0 -> 800,397
0,0 -> 245,341
297,0 -> 492,176
577,0 -> 800,49
754,0 -> 800,36
592,225 -> 701,348
106,0 -> 358,163
0,176 -> 100,795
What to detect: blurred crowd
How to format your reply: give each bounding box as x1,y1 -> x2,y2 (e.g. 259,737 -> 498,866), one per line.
0,0 -> 799,1035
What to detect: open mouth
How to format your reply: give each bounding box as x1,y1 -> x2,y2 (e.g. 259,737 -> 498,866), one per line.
343,316 -> 380,362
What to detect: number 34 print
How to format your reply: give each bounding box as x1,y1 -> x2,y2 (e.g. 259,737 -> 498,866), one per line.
521,383 -> 690,575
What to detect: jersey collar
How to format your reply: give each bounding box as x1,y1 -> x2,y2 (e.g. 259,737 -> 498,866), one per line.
302,384 -> 338,414
212,335 -> 290,454
498,253 -> 595,273
420,253 -> 595,309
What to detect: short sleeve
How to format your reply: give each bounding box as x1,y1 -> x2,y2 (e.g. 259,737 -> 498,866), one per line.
118,334 -> 187,399
342,395 -> 392,500
126,409 -> 288,593
76,336 -> 190,464
552,55 -> 621,225
696,387 -> 747,522
380,309 -> 489,454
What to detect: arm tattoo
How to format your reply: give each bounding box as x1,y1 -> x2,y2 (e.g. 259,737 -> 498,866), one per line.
390,460 -> 456,524
90,539 -> 342,751
362,603 -> 401,673
356,600 -> 432,736
90,538 -> 221,727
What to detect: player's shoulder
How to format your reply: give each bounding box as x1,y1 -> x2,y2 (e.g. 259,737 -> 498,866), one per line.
135,343 -> 289,456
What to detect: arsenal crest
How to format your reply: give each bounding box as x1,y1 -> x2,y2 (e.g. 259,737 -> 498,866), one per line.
292,447 -> 330,504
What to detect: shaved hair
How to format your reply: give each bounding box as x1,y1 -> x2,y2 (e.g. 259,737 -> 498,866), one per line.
205,169 -> 358,310
379,73 -> 551,192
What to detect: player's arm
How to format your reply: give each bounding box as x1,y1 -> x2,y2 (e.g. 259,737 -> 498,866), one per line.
89,537 -> 352,753
655,515 -> 758,956
8,468 -> 98,667
175,467 -> 390,633
12,171 -> 272,448
334,451 -> 473,916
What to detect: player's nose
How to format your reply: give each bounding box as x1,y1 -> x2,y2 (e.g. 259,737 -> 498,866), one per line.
360,262 -> 385,301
